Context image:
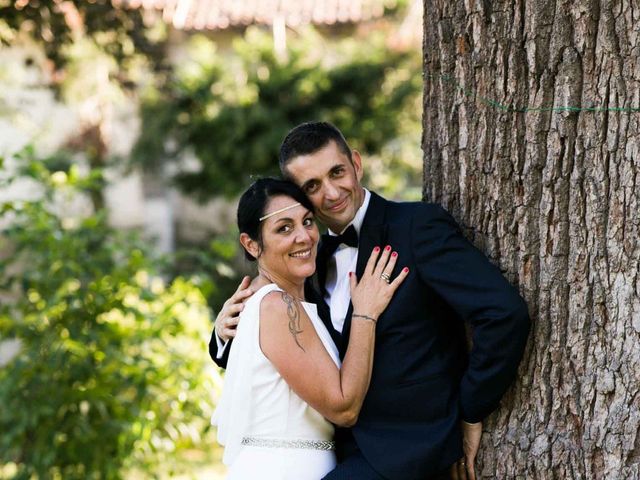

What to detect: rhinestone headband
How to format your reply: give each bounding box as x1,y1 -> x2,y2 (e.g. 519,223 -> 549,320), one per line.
259,202 -> 301,222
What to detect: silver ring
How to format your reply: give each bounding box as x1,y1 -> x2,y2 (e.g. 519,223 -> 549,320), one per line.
380,273 -> 391,283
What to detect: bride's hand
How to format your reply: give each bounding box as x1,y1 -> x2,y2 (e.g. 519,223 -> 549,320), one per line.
349,246 -> 409,322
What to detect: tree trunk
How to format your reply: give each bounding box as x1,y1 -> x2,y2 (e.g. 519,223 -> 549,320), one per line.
422,1 -> 639,478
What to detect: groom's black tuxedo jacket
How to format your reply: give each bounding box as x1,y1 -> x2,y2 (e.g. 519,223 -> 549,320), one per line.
210,192 -> 530,479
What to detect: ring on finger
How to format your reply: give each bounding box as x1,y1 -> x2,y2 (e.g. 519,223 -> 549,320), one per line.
380,272 -> 391,283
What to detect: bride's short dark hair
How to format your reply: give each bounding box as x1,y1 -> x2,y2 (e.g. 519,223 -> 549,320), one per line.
237,177 -> 314,261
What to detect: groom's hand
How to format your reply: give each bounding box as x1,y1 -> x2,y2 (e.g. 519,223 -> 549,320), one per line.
215,276 -> 253,342
450,420 -> 482,480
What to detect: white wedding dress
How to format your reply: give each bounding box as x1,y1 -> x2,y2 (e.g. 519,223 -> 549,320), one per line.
212,284 -> 341,479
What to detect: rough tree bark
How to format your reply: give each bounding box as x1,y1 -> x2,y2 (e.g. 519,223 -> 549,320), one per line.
422,1 -> 639,478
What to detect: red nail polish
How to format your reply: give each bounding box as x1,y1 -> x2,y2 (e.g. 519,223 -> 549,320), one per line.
403,267 -> 409,273
392,252 -> 397,257
373,246 -> 380,252
385,245 -> 391,251
349,272 -> 352,277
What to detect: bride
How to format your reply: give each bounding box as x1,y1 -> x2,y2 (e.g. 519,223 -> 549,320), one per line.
212,178 -> 407,479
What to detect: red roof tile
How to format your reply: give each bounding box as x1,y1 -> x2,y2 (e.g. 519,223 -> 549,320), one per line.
113,0 -> 389,30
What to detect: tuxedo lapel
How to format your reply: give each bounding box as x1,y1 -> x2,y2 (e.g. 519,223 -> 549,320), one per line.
338,192 -> 389,359
315,238 -> 330,297
308,248 -> 342,349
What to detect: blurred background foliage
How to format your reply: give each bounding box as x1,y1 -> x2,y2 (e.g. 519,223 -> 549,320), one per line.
133,27 -> 422,200
0,0 -> 421,477
0,0 -> 167,73
0,154 -> 223,479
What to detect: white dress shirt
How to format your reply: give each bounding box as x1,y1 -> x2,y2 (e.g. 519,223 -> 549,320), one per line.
324,189 -> 371,333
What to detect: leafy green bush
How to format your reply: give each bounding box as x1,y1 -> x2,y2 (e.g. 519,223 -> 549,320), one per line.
0,154 -> 220,479
133,27 -> 422,201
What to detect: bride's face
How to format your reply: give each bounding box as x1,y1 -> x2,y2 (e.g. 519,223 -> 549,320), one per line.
257,195 -> 319,282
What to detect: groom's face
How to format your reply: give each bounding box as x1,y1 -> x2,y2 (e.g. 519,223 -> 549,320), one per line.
284,140 -> 365,233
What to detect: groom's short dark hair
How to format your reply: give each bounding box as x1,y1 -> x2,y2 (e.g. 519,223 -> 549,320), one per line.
279,121 -> 353,177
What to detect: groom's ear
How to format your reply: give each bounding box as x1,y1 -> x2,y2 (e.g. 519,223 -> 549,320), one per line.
239,233 -> 261,260
351,149 -> 364,183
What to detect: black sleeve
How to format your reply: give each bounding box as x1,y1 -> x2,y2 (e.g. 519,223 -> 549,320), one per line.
208,328 -> 231,369
411,204 -> 530,423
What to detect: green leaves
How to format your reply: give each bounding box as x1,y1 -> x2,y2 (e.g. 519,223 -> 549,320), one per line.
0,0 -> 166,72
0,157 -> 220,479
133,27 -> 422,200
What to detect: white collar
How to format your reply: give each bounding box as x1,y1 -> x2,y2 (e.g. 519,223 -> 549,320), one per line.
328,189 -> 371,237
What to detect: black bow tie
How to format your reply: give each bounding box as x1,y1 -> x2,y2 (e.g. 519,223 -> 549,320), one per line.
321,225 -> 358,257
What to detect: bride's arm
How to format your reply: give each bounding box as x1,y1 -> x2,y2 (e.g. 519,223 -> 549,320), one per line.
259,247 -> 408,427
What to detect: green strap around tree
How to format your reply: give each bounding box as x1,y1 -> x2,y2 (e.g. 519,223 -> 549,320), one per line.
433,74 -> 640,113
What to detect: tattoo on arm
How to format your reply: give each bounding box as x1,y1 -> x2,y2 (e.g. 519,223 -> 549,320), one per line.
282,292 -> 305,352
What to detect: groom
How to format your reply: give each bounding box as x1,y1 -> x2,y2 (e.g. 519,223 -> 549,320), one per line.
210,121 -> 530,479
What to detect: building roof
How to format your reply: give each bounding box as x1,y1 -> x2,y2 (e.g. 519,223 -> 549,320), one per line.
113,0 -> 390,31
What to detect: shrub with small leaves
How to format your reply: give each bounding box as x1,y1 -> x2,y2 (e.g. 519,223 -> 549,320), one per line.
0,152 -> 220,479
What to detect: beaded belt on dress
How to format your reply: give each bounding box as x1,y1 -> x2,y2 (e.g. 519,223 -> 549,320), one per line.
241,436 -> 335,451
